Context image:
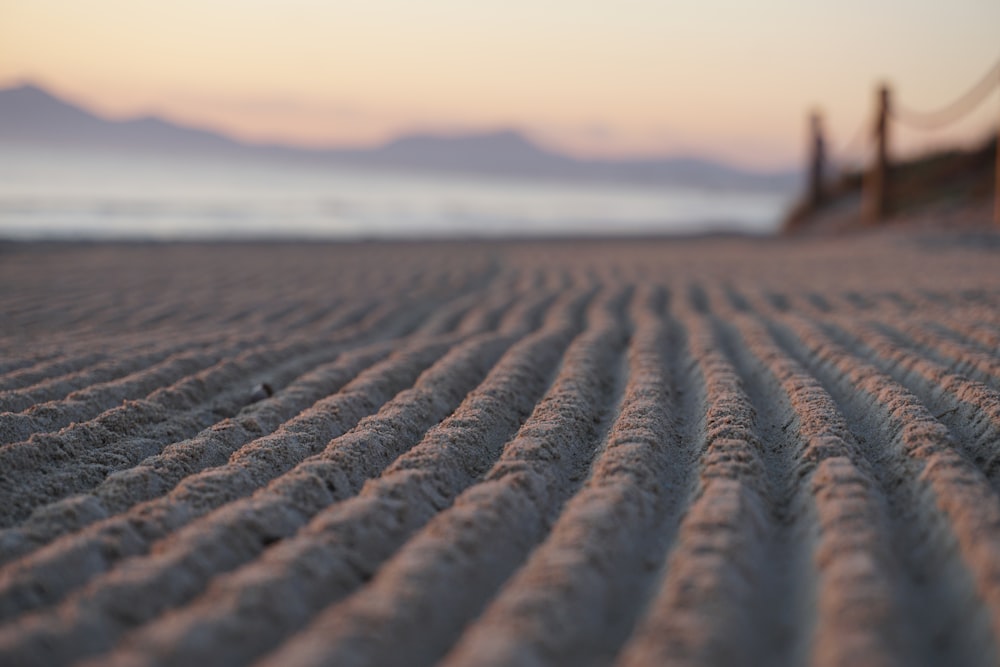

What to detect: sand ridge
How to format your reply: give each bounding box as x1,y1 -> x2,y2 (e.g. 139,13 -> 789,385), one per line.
0,233 -> 998,666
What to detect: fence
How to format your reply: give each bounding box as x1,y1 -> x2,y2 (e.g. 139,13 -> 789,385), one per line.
805,58 -> 1000,226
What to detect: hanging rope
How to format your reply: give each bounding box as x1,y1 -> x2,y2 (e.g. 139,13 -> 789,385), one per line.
830,119 -> 870,174
800,57 -> 1000,227
890,57 -> 1000,130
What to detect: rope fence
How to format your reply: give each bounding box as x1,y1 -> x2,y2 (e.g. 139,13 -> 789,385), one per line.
804,57 -> 1000,226
892,59 -> 1000,131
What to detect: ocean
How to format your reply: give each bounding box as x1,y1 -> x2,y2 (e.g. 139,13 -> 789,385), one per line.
0,148 -> 793,240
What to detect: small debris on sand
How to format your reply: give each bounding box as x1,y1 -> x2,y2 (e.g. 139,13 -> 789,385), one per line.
249,383 -> 274,403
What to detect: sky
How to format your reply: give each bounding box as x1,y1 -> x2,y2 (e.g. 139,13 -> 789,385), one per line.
1,0 -> 998,170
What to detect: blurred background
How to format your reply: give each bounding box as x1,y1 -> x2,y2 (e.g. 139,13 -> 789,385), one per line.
1,0 -> 997,239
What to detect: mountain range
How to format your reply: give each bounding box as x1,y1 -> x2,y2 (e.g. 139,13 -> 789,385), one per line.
0,84 -> 798,191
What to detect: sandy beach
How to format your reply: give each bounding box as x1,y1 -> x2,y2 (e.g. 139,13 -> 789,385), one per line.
1,231 -> 999,666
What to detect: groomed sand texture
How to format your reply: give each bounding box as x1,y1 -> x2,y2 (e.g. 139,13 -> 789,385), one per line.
0,234 -> 999,666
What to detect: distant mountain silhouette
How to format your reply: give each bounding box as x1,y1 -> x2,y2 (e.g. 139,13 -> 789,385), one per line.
0,84 -> 244,155
0,83 -> 797,191
339,129 -> 567,173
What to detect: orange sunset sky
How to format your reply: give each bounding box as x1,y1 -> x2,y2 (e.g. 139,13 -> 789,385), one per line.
1,0 -> 998,169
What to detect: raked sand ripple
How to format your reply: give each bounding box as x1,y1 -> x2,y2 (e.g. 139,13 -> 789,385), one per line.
0,232 -> 999,667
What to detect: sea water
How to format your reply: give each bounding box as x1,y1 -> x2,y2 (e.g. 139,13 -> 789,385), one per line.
0,148 -> 792,240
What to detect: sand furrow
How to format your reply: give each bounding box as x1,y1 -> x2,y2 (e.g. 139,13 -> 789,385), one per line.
0,332 -> 474,621
411,292 -> 489,337
711,293 -> 908,667
0,337 -> 368,527
0,336 -> 235,414
884,320 -> 1000,389
615,288 -> 775,667
297,299 -> 379,335
0,344 -> 306,472
821,318 -> 1000,489
0,352 -> 111,392
0,352 -> 71,379
0,285 -> 446,508
768,313 -> 999,665
0,339 -> 401,559
949,321 -> 1000,353
452,289 -> 521,335
916,317 -> 1000,360
0,342 -> 255,444
0,238 -> 997,666
441,286 -> 691,667
0,328 -> 531,666
494,289 -> 559,336
11,302 -> 556,661
423,278 -> 531,338
409,272 -> 524,337
0,282 -> 513,536
88,286 -> 594,667
252,287 -> 630,667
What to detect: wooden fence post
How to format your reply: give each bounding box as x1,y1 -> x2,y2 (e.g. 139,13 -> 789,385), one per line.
807,112 -> 826,209
863,84 -> 890,224
995,119 -> 999,227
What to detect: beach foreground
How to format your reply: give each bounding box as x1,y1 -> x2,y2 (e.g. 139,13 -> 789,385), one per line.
1,232 -> 999,666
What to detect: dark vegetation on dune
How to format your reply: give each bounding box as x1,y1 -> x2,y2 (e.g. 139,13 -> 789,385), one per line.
784,134 -> 997,233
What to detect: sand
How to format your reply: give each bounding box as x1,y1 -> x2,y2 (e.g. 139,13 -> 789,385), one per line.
0,231 -> 998,666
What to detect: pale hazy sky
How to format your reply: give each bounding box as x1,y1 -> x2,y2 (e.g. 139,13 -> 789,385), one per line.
1,0 -> 998,168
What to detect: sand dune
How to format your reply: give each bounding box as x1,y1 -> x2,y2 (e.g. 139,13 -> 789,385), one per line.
0,233 -> 999,666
